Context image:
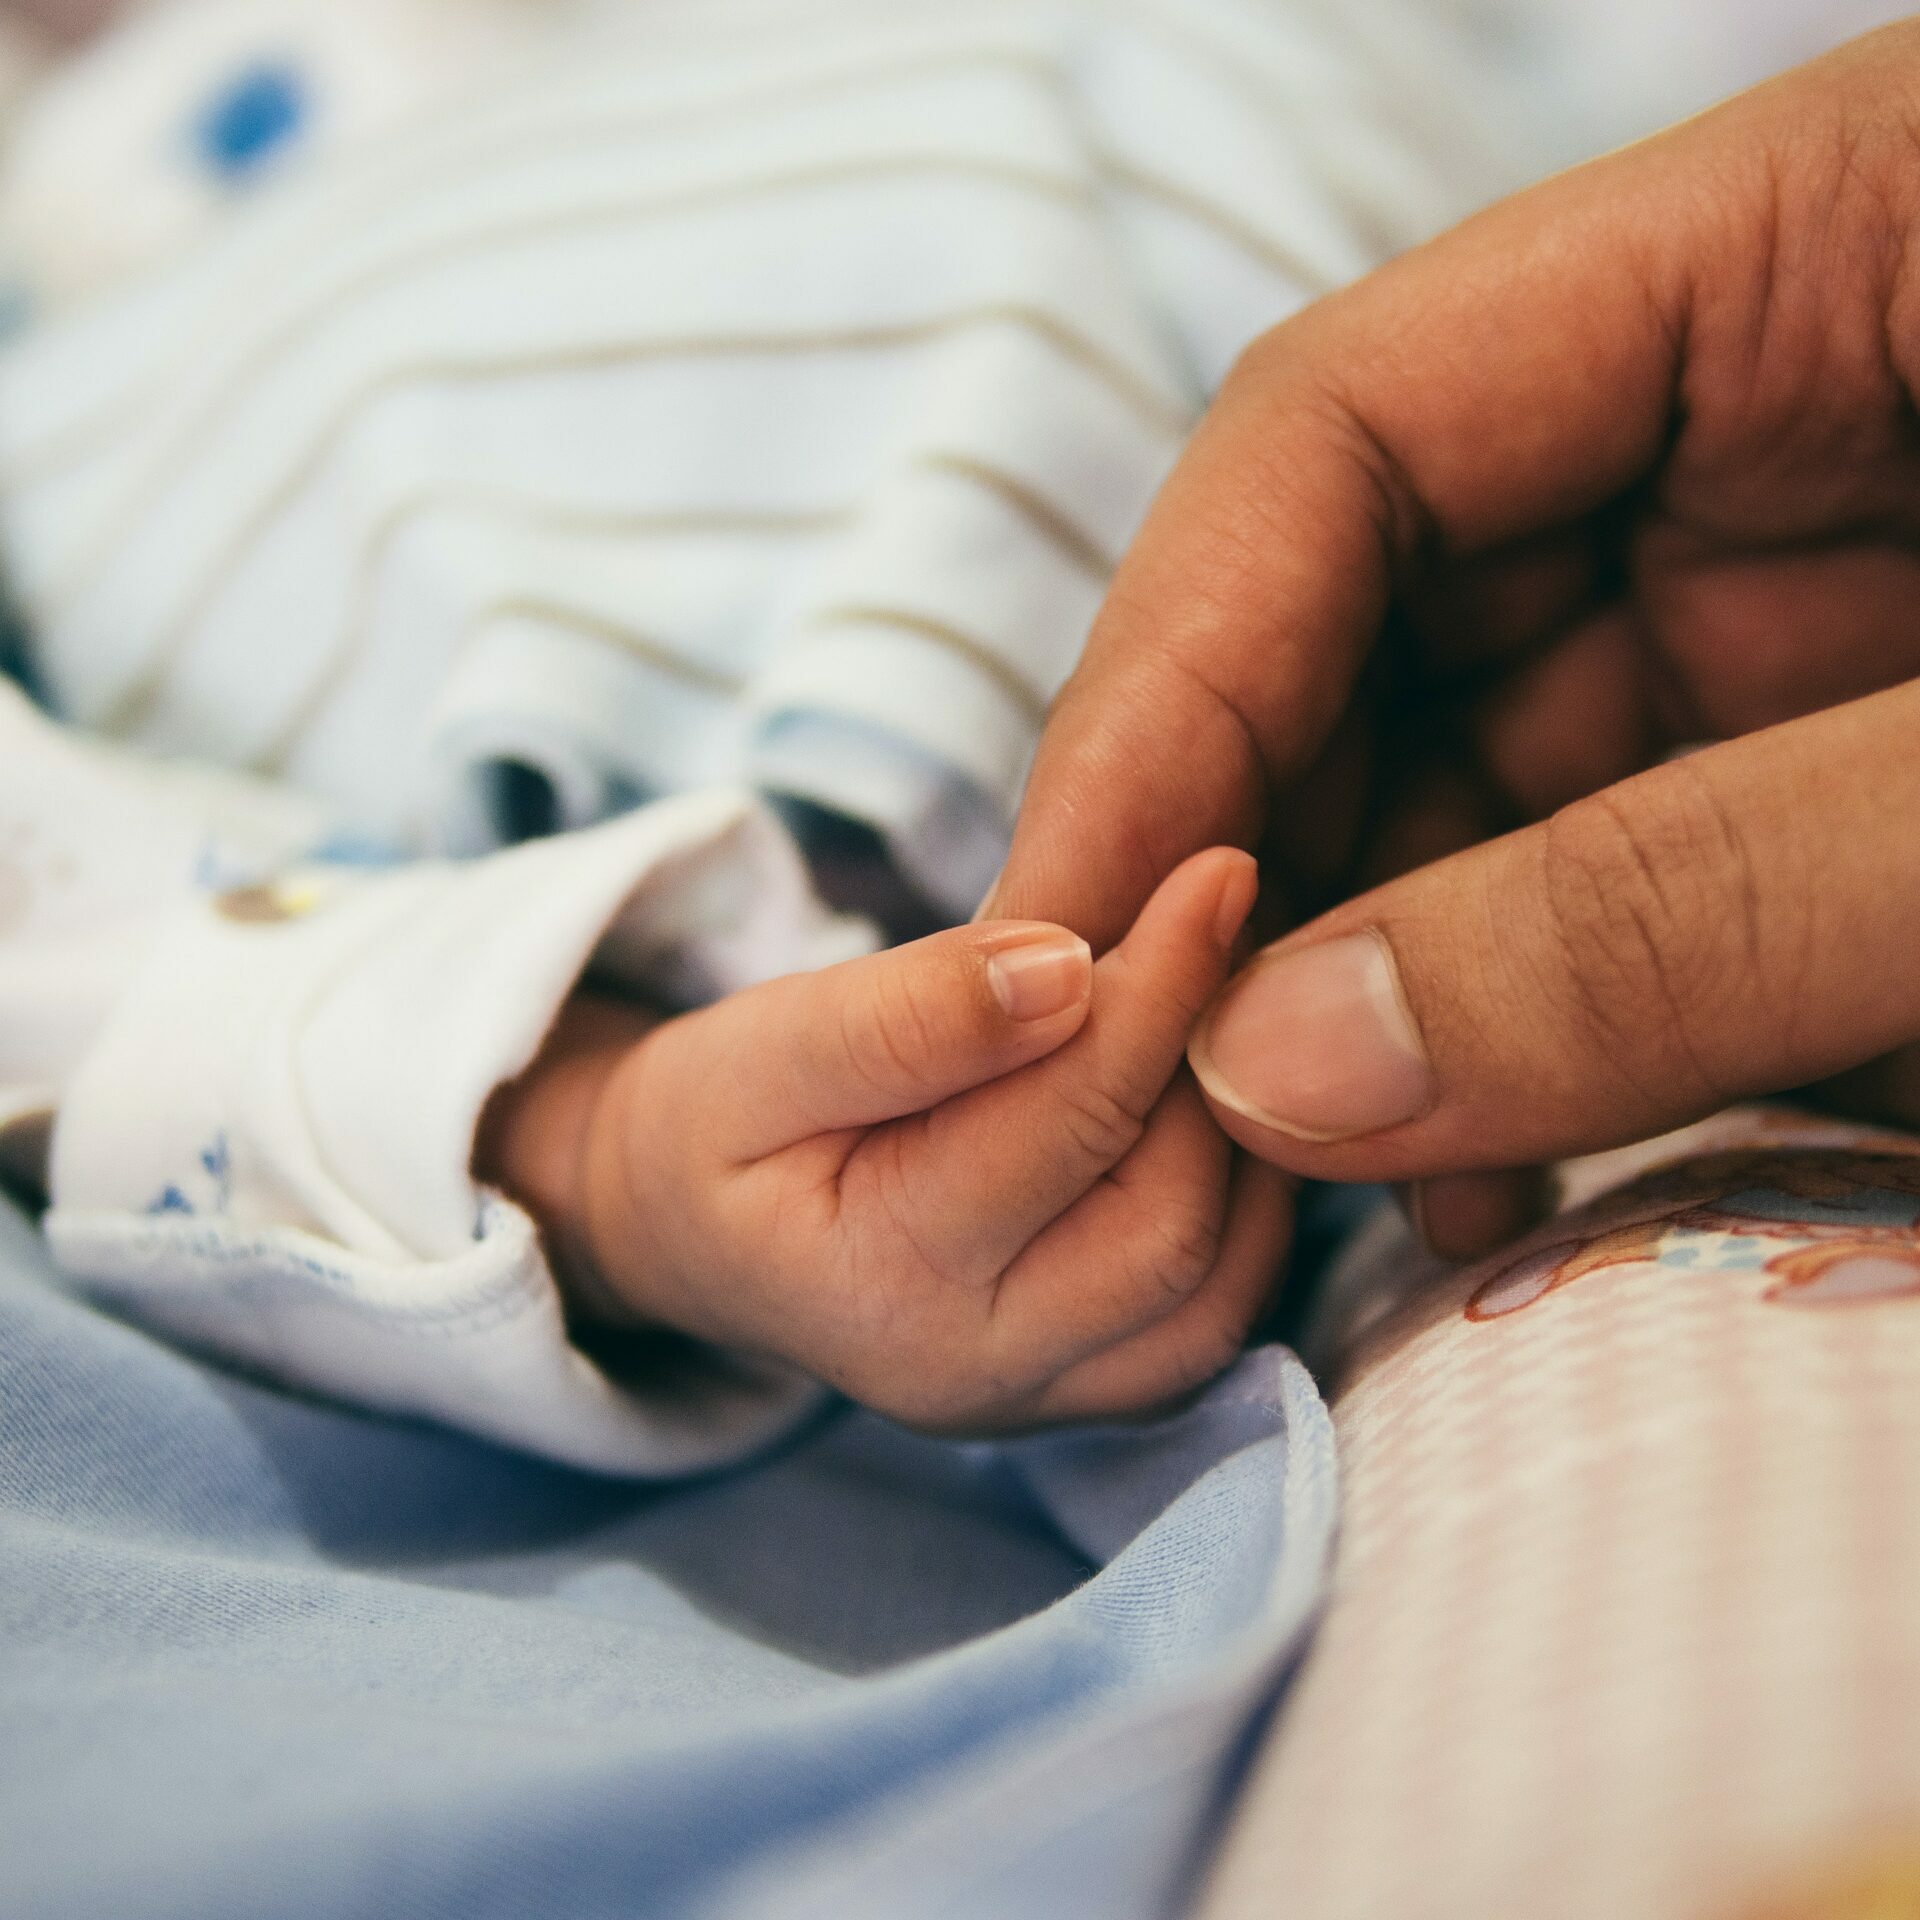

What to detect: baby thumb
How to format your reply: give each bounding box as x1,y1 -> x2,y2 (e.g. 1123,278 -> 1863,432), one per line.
711,921 -> 1095,1159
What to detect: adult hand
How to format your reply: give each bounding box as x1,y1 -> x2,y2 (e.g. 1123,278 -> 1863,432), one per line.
987,25 -> 1920,1257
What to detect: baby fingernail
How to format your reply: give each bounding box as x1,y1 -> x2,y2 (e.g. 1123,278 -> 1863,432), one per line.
988,933 -> 1093,1021
1192,929 -> 1434,1141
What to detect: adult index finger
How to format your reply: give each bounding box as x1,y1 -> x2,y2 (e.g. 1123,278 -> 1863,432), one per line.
985,33 -> 1904,946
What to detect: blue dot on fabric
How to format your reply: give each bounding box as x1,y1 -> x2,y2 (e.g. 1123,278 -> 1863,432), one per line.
192,62 -> 310,181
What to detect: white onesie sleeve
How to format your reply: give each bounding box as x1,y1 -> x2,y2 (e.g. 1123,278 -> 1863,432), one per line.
0,683 -> 867,1475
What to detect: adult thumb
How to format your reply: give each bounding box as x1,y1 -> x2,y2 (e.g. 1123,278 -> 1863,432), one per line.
1188,679 -> 1920,1185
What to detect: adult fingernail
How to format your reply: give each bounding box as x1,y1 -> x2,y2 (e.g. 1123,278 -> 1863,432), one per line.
1192,929 -> 1433,1141
988,932 -> 1093,1021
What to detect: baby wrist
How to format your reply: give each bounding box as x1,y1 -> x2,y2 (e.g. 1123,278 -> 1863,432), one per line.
475,993 -> 663,1330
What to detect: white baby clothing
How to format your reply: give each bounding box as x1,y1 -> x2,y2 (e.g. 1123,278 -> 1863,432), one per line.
0,680 -> 868,1471
0,0 -> 1516,1470
0,0 -> 1518,916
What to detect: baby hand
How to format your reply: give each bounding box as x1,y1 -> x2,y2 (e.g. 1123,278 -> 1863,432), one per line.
485,850 -> 1289,1432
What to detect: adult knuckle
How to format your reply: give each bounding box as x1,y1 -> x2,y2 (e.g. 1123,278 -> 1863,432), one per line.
1539,769 -> 1760,1098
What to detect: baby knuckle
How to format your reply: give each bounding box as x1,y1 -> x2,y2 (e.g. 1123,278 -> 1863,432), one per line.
1132,1195 -> 1224,1304
1056,1081 -> 1150,1168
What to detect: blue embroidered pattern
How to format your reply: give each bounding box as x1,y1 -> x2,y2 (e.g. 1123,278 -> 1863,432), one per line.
199,1135 -> 233,1210
145,1134 -> 234,1218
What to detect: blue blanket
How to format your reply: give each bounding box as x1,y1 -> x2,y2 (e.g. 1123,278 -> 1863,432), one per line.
0,1196 -> 1334,1920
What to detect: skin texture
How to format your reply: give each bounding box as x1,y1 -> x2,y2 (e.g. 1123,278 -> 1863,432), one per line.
984,24 -> 1920,1257
479,849 -> 1294,1433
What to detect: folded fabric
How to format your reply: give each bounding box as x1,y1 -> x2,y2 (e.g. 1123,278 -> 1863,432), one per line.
0,0 -> 1520,917
0,1197 -> 1338,1920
